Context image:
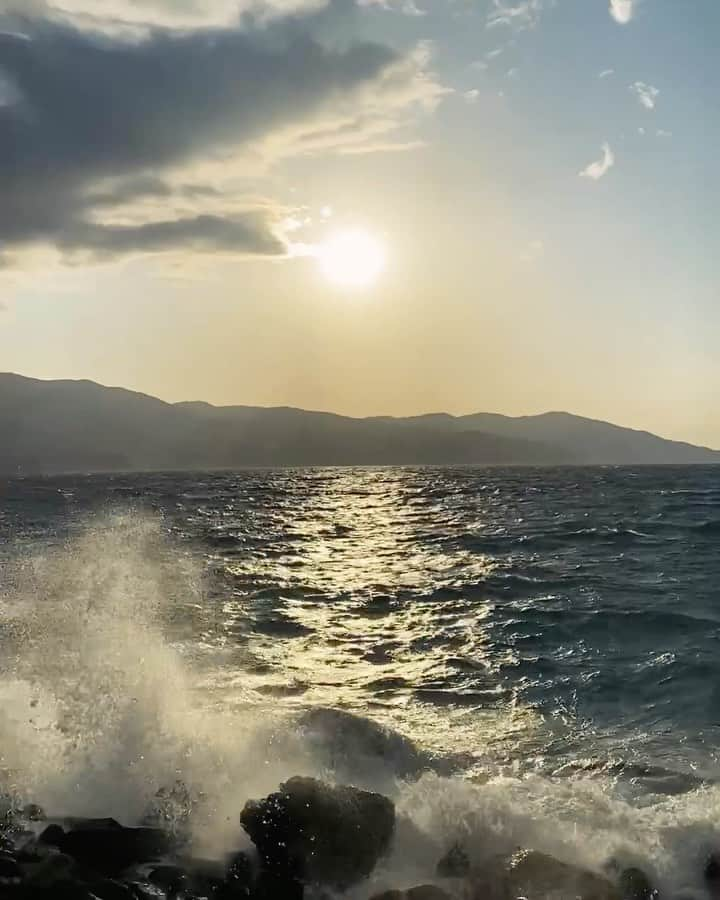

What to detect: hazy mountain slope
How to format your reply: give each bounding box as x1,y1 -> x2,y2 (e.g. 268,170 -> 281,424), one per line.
0,374 -> 717,473
0,374 -> 566,473
454,411 -> 720,464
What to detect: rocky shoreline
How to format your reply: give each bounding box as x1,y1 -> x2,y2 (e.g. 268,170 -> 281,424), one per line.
3,769 -> 711,900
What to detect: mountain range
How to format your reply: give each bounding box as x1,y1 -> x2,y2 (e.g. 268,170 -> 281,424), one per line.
0,373 -> 717,474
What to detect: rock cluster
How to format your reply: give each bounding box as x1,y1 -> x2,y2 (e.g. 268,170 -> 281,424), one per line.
0,777 -> 395,899
0,778 -> 707,900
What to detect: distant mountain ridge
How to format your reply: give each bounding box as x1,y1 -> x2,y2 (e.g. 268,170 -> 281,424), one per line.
0,373 -> 717,474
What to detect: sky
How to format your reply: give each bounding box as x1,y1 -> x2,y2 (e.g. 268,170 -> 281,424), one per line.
0,0 -> 717,446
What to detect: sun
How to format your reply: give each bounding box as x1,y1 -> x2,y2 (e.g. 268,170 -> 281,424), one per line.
317,229 -> 386,288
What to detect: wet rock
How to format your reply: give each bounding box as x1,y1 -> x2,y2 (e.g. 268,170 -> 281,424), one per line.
0,852 -> 23,878
300,707 -> 433,780
217,851 -> 254,898
59,821 -> 172,876
508,850 -> 620,900
241,775 -> 395,889
22,804 -> 46,822
64,818 -> 124,832
706,854 -> 720,895
467,850 -> 621,900
90,880 -> 140,900
619,866 -> 657,900
407,887 -> 454,900
37,824 -> 66,848
253,870 -> 303,899
370,889 -> 452,900
23,852 -> 77,887
10,880 -> 95,899
127,883 -> 165,900
148,864 -> 188,895
437,844 -> 470,878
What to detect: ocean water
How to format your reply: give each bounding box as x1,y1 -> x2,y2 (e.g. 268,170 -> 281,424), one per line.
1,466 -> 719,896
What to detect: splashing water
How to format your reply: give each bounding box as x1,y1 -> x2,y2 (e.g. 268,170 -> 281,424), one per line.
0,494 -> 719,897
0,514 -> 320,854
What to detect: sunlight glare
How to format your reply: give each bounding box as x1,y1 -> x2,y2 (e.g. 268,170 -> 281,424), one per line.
317,229 -> 386,288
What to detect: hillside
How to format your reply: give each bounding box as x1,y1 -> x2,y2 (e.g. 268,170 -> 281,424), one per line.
0,374 -> 717,474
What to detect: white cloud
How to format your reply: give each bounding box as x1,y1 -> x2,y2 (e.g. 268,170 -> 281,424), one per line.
579,143 -> 615,180
0,0 -> 328,30
0,0 -> 435,30
487,0 -> 544,30
598,69 -> 615,79
656,129 -> 672,138
359,0 -> 426,14
244,42 -> 449,162
631,81 -> 659,110
609,0 -> 635,24
463,89 -> 480,104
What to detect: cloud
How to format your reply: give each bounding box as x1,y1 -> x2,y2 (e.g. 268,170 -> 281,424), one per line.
0,9 -> 444,265
630,81 -> 659,110
487,0 -> 544,30
0,0 -> 328,32
609,0 -> 635,24
359,0 -> 426,14
463,89 -> 480,104
338,139 -> 426,155
598,68 -> 614,79
579,143 -> 615,180
60,213 -> 286,259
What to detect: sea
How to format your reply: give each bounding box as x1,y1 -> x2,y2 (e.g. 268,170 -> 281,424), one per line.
1,466 -> 719,897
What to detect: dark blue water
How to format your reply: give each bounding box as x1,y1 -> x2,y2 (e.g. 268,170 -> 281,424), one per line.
2,466 -> 719,784
3,467 -> 720,897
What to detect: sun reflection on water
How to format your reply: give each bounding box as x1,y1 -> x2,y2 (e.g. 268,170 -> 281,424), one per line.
191,468 -> 543,767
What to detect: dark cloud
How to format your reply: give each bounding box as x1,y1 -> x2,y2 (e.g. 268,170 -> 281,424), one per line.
61,213 -> 286,257
0,12 -> 398,261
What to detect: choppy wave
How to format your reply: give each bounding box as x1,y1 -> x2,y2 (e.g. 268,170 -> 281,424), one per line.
0,468 -> 719,895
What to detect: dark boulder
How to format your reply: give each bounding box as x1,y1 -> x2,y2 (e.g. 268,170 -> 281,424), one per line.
437,844 -> 470,879
407,887 -> 454,900
300,708 -> 433,780
467,850 -> 621,900
23,852 -> 77,887
507,851 -> 621,900
706,854 -> 720,895
89,880 -> 140,900
253,870 -> 303,900
3,877 -> 94,899
217,851 -> 254,898
619,867 -> 657,900
241,775 -> 395,889
148,864 -> 188,895
22,805 -> 46,823
37,824 -> 65,848
0,852 -> 23,878
59,820 -> 172,875
371,889 -> 452,900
